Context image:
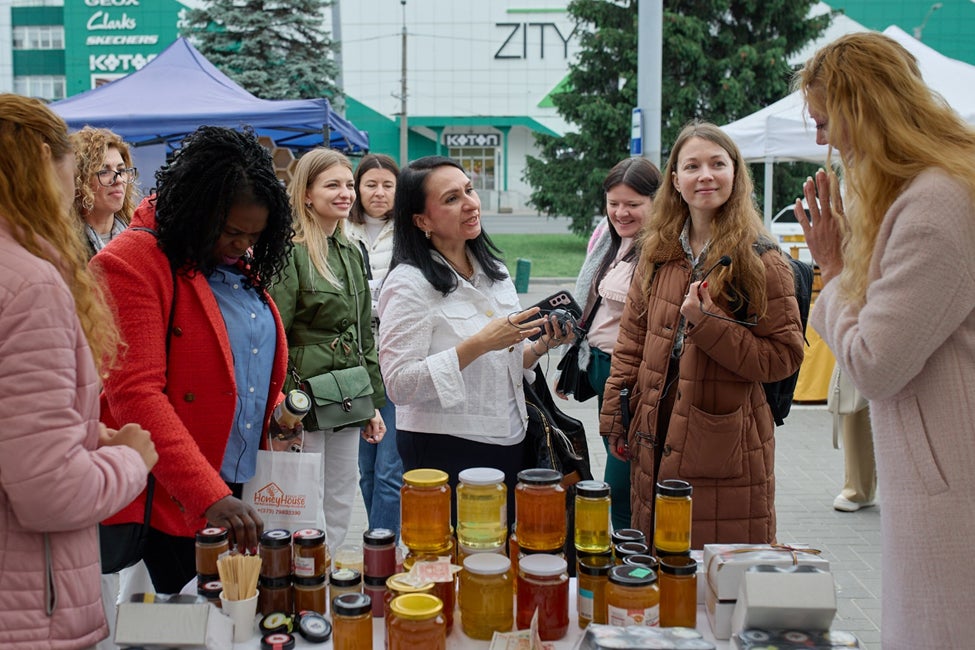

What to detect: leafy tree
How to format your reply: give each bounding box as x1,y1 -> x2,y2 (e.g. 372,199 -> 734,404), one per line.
181,0 -> 340,101
524,0 -> 830,236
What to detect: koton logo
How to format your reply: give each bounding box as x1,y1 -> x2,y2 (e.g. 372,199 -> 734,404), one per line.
254,482 -> 307,508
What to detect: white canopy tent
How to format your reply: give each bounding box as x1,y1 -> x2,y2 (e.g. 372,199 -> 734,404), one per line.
722,25 -> 975,223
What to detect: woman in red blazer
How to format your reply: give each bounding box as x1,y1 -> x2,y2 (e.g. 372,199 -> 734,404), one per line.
92,127 -> 295,593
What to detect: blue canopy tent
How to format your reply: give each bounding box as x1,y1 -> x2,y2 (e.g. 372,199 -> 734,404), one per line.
50,38 -> 368,153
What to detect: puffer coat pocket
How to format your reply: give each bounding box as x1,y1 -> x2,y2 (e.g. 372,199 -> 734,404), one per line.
678,404 -> 744,479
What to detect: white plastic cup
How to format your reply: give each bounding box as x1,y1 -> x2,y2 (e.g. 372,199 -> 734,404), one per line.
219,590 -> 259,643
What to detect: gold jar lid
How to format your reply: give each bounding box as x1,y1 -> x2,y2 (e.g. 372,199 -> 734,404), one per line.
403,468 -> 449,487
389,593 -> 443,620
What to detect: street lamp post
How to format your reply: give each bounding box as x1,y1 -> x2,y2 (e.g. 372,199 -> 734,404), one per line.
399,0 -> 408,166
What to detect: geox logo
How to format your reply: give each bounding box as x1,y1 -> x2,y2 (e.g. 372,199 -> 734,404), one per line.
253,482 -> 306,508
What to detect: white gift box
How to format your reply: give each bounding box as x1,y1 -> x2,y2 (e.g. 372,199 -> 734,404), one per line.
705,584 -> 737,640
703,543 -> 829,601
730,565 -> 837,635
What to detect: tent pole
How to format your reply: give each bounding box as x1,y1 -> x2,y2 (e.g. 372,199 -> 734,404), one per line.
763,157 -> 774,230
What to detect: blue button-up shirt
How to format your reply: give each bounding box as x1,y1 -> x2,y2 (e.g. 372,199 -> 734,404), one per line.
208,266 -> 276,483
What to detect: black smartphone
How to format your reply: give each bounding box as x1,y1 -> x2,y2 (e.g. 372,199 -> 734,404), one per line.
526,290 -> 582,340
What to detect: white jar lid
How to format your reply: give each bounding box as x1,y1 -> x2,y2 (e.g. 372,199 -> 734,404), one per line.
463,552 -> 511,575
519,554 -> 567,577
458,467 -> 505,486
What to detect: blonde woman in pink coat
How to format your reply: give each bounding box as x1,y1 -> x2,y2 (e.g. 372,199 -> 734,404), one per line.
795,34 -> 975,649
0,94 -> 156,649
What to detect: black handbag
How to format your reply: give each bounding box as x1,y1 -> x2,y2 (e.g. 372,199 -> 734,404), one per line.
555,296 -> 602,402
524,366 -> 593,487
98,232 -> 172,574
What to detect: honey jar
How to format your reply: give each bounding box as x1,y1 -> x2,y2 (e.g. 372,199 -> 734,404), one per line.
259,529 -> 293,579
388,593 -> 446,650
460,553 -> 512,639
516,554 -> 568,641
195,527 -> 229,577
331,593 -> 372,650
515,469 -> 566,551
606,564 -> 659,627
401,469 -> 451,551
653,479 -> 693,555
292,528 -> 328,578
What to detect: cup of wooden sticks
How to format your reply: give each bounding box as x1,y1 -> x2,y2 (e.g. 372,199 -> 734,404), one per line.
217,553 -> 262,642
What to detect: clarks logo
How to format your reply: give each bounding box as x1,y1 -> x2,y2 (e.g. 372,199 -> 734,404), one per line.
253,482 -> 306,508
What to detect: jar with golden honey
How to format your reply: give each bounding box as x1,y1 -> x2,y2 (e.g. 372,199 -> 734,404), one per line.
195,527 -> 230,577
401,469 -> 451,551
384,573 -> 434,622
577,554 -> 613,628
259,529 -> 293,579
331,593 -> 372,650
658,555 -> 697,628
402,553 -> 455,634
329,568 -> 362,604
514,469 -> 565,551
460,553 -> 513,639
607,564 -> 660,627
457,467 -> 507,550
258,576 -> 293,617
293,575 -> 327,615
574,481 -> 611,554
292,529 -> 329,578
388,593 -> 446,650
516,554 -> 568,641
653,479 -> 692,555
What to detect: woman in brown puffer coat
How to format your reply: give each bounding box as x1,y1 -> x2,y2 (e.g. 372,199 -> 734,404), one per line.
599,121 -> 805,548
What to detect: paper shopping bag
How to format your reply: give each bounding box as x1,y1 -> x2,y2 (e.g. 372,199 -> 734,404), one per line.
241,450 -> 324,532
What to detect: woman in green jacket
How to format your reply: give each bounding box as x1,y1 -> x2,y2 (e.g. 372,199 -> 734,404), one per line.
270,148 -> 386,548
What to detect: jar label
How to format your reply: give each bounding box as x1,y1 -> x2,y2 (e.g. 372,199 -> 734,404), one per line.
578,587 -> 594,620
608,603 -> 659,627
294,556 -> 315,577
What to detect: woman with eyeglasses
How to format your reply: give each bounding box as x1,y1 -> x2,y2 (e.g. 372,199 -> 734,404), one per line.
0,94 -> 156,649
70,126 -> 139,259
795,33 -> 975,648
599,121 -> 805,547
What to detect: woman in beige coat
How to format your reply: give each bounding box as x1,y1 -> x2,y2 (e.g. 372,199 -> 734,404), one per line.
796,32 -> 975,649
600,122 -> 804,547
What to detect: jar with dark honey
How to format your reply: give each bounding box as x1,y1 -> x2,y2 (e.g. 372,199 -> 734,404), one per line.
401,469 -> 451,551
258,575 -> 293,617
195,527 -> 229,577
516,553 -> 568,641
515,469 -> 565,551
292,574 -> 327,615
331,593 -> 372,650
388,593 -> 446,650
329,568 -> 362,604
259,529 -> 293,579
362,528 -> 397,583
292,529 -> 328,578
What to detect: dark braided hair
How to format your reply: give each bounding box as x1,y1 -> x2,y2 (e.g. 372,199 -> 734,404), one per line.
152,126 -> 293,295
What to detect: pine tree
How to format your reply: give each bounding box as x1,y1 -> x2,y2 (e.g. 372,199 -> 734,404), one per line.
181,0 -> 340,101
524,0 -> 830,236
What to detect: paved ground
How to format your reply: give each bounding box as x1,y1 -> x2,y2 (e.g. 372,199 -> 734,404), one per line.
346,268 -> 882,648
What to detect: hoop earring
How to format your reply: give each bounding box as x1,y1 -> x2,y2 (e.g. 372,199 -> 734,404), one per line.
305,202 -> 313,209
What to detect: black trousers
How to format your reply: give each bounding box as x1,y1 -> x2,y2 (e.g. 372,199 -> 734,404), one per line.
397,429 -> 527,528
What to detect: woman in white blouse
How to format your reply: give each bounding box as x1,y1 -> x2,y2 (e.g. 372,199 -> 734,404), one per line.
378,156 -> 567,521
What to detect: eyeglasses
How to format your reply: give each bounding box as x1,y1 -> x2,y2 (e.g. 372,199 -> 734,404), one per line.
95,167 -> 137,187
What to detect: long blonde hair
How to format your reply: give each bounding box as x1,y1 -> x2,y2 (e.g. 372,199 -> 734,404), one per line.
70,126 -> 138,225
639,121 -> 772,317
288,148 -> 353,286
0,94 -> 120,373
796,32 -> 975,306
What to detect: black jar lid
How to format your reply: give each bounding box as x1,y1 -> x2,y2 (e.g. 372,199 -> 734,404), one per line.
623,554 -> 660,571
656,478 -> 693,497
259,575 -> 292,588
197,579 -> 222,598
659,555 -> 698,576
292,529 -> 325,547
615,541 -> 649,556
516,468 -> 562,485
259,612 -> 293,635
363,575 -> 390,588
332,592 -> 371,617
260,632 -> 296,650
297,611 -> 332,643
610,528 -> 646,545
363,528 -> 396,546
195,526 -> 229,544
520,545 -> 565,556
329,568 -> 362,587
577,554 -> 614,576
260,529 -> 292,548
575,480 -> 611,499
293,574 -> 327,587
608,564 -> 657,586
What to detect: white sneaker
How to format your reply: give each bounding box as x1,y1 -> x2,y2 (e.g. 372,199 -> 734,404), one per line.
833,495 -> 876,512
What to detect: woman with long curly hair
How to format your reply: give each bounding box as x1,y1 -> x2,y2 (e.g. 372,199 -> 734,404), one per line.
91,126 -> 295,593
0,94 -> 155,648
70,126 -> 139,258
599,121 -> 804,546
795,32 -> 975,648
269,148 -> 386,549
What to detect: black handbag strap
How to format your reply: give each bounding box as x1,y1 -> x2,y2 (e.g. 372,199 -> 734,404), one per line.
128,227 -> 180,532
578,295 -> 603,336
